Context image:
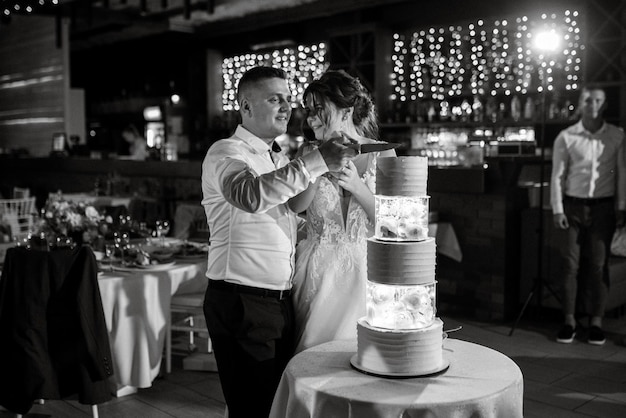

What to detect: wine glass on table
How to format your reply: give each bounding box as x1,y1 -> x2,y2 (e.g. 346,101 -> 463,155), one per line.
155,220 -> 170,247
105,243 -> 115,271
119,215 -> 132,232
113,231 -> 130,265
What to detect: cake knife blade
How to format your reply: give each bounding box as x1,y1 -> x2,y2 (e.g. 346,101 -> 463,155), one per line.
306,140 -> 400,154
345,142 -> 401,153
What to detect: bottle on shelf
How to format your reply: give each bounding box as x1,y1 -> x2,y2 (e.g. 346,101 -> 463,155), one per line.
472,96 -> 484,123
427,102 -> 437,123
394,102 -> 403,123
460,99 -> 471,122
486,97 -> 498,123
523,96 -> 535,121
439,100 -> 450,121
561,100 -> 573,120
498,101 -> 507,121
548,100 -> 559,120
510,96 -> 522,122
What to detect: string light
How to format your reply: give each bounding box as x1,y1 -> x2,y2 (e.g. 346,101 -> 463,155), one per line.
1,0 -> 58,22
222,42 -> 327,111
394,10 -> 581,103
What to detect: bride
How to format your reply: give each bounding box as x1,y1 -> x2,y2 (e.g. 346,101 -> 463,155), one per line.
289,70 -> 396,353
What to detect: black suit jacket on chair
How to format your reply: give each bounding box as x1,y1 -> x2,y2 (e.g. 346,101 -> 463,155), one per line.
0,245 -> 113,414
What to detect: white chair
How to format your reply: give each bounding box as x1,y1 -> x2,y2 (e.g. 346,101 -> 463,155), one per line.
0,197 -> 36,239
16,404 -> 99,418
165,292 -> 214,374
188,218 -> 210,242
173,202 -> 209,242
12,187 -> 30,199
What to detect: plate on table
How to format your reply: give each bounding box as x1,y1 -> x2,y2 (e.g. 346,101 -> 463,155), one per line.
113,260 -> 176,272
174,241 -> 209,260
148,249 -> 177,262
136,260 -> 176,271
145,237 -> 184,248
174,243 -> 208,260
350,354 -> 450,378
175,252 -> 206,260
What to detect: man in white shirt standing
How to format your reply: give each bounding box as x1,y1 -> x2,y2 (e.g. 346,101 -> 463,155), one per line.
201,66 -> 353,418
551,84 -> 626,346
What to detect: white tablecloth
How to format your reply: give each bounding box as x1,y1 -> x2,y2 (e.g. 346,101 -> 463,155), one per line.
270,338 -> 523,418
97,259 -> 207,392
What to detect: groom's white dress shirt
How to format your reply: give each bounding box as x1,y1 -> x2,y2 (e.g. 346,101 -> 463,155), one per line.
201,125 -> 328,290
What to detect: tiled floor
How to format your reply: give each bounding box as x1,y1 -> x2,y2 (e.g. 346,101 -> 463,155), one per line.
2,309 -> 626,417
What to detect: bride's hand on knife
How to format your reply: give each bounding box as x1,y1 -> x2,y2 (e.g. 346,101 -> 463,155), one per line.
334,160 -> 362,194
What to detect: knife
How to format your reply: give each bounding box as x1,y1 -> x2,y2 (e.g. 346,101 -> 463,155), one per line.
344,142 -> 401,154
307,140 -> 400,154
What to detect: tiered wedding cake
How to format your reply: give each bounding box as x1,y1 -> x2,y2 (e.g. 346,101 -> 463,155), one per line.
351,156 -> 446,377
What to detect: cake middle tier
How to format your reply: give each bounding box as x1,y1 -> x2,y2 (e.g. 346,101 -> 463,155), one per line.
367,237 -> 436,285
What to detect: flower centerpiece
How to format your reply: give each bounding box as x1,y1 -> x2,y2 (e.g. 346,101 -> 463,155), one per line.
35,194 -> 113,247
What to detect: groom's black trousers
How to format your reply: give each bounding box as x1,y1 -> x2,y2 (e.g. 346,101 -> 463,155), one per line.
203,280 -> 295,418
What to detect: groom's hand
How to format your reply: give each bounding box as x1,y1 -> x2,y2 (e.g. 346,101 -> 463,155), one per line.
318,137 -> 356,172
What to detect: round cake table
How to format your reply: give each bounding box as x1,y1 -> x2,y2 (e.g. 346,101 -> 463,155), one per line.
270,338 -> 523,418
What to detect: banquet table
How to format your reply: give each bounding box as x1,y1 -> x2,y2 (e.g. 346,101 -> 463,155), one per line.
270,338 -> 523,418
97,258 -> 208,396
52,192 -> 134,208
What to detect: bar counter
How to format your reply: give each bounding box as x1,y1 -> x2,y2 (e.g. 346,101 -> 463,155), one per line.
0,156 -> 537,320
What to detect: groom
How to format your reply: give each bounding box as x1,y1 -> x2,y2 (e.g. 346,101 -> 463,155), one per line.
201,66 -> 353,418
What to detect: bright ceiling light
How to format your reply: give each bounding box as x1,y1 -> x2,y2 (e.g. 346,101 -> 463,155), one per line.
533,29 -> 561,52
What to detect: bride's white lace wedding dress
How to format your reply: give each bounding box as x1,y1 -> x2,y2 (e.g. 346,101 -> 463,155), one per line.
292,153 -> 376,353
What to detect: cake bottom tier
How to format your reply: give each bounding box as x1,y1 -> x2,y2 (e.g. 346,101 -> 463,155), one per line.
355,317 -> 444,376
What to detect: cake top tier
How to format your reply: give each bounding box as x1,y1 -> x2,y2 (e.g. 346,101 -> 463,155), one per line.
376,156 -> 428,197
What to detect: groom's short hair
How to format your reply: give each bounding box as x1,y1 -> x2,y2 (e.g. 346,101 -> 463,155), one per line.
237,66 -> 288,105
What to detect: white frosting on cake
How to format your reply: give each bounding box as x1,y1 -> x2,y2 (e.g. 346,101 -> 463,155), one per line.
367,238 -> 436,285
355,155 -> 443,377
356,318 -> 443,375
376,156 -> 428,196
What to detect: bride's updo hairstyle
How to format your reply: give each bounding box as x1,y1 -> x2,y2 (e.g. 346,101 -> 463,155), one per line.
304,70 -> 379,140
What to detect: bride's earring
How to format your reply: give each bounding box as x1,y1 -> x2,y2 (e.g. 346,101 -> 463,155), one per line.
341,112 -> 349,131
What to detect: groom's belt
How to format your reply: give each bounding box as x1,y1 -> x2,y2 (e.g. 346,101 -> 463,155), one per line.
208,280 -> 291,300
564,195 -> 614,205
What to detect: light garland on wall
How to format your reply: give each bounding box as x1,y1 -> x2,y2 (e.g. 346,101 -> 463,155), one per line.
222,42 -> 327,111
392,10 -> 582,102
1,0 -> 58,21
390,33 -> 407,102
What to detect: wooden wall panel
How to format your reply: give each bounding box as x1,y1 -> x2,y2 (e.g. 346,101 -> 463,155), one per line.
0,15 -> 67,157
